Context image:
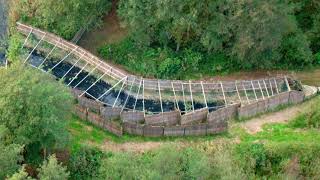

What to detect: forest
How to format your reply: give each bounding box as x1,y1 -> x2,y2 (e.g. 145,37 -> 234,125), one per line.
1,0 -> 320,179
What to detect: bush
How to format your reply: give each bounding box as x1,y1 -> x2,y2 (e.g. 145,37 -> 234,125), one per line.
289,97 -> 320,129
236,143 -> 271,176
99,38 -> 233,79
68,146 -> 104,180
6,33 -> 23,63
98,146 -> 211,179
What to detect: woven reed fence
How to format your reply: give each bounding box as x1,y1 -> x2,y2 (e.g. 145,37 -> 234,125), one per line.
72,88 -> 305,137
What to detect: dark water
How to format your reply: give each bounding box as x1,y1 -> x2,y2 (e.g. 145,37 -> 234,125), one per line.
27,50 -> 223,114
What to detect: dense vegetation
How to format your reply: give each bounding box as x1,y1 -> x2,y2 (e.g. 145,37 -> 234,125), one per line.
9,0 -> 112,40
1,64 -> 320,179
2,0 -> 320,179
98,0 -> 320,79
66,105 -> 320,179
0,64 -> 73,179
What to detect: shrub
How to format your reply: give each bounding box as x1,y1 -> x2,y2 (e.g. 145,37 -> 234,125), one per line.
289,97 -> 320,129
68,146 -> 104,180
98,146 -> 211,179
6,33 -> 23,63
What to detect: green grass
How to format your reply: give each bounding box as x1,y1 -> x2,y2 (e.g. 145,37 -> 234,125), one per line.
239,123 -> 320,143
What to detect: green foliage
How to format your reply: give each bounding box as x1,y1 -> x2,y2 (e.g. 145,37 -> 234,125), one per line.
38,155 -> 70,180
0,64 -> 72,163
99,38 -> 233,79
290,0 -> 320,52
280,32 -> 313,68
290,96 -> 320,128
68,146 -> 104,180
13,0 -> 112,39
236,143 -> 271,176
98,146 -> 211,179
0,125 -> 24,179
117,0 -> 315,69
7,166 -> 34,180
209,148 -> 247,179
6,33 -> 23,63
316,52 -> 320,64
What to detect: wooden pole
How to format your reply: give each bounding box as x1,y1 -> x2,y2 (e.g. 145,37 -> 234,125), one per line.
220,81 -> 228,106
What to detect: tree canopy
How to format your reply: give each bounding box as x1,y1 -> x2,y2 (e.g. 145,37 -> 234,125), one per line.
0,64 -> 73,162
117,0 -> 316,69
11,0 -> 112,39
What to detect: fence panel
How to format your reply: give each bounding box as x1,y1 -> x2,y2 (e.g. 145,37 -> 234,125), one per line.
181,108 -> 208,125
121,111 -> 145,123
143,126 -> 164,137
289,91 -> 305,104
184,124 -> 207,136
73,104 -> 87,120
164,126 -> 185,136
123,122 -> 144,136
100,107 -> 122,120
145,111 -> 181,126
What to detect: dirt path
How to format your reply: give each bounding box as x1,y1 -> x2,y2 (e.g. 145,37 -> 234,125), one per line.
241,106 -> 303,134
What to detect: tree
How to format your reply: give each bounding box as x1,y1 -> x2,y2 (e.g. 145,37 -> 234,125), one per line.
118,0 -> 310,68
0,125 -> 24,179
10,0 -> 112,39
38,155 -> 69,180
227,0 -> 297,68
290,0 -> 320,52
0,64 -> 72,161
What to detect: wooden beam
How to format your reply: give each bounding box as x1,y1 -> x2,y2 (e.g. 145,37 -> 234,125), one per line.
269,79 -> 274,96
61,52 -> 85,80
97,76 -> 127,100
241,81 -> 250,104
21,28 -> 33,49
201,81 -> 208,108
158,81 -> 163,113
37,39 -> 60,69
51,47 -> 78,71
284,76 -> 291,91
258,80 -> 265,99
171,82 -> 180,111
189,81 -> 195,112
24,33 -> 46,63
73,62 -> 102,88
263,80 -> 270,97
113,78 -> 126,107
133,78 -> 142,111
121,78 -> 136,113
235,80 -> 242,104
220,81 -> 228,106
79,72 -> 107,97
251,80 -> 258,101
274,78 -> 280,94
67,62 -> 88,86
